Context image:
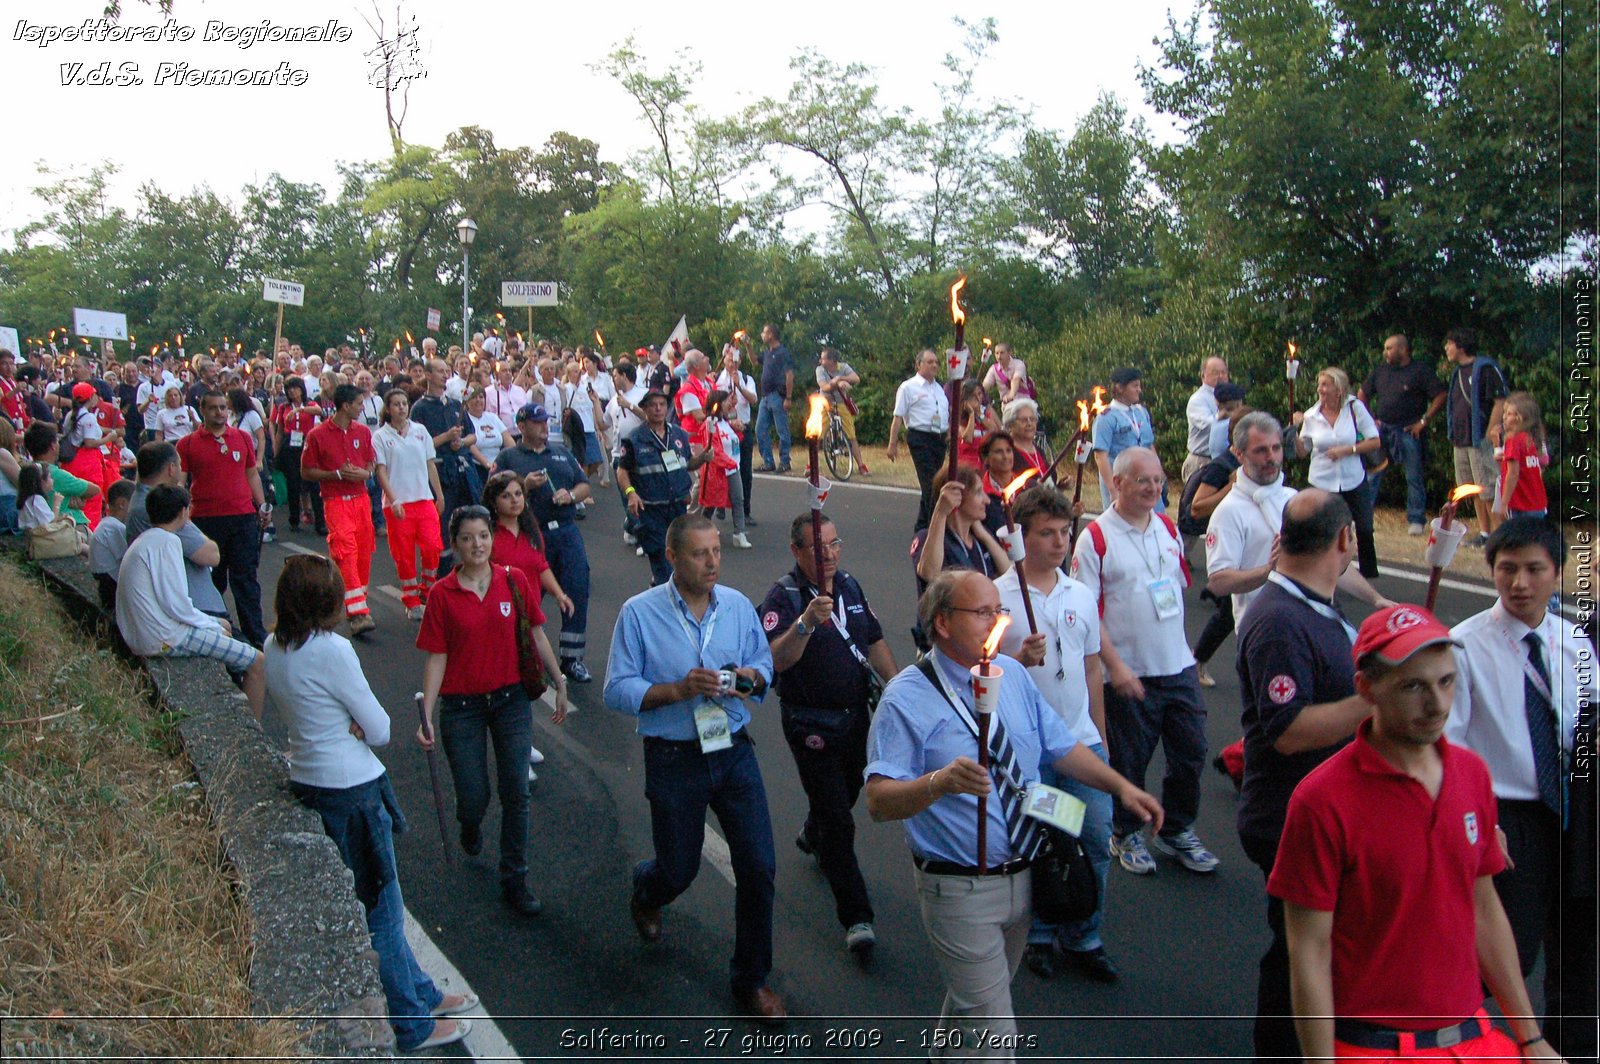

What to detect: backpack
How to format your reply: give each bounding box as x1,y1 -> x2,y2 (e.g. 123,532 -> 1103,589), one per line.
57,410 -> 81,464
1079,512 -> 1191,616
1176,464 -> 1212,538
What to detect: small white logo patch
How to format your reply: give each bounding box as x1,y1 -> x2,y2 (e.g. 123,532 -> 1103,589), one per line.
1464,812 -> 1479,845
499,601 -> 512,617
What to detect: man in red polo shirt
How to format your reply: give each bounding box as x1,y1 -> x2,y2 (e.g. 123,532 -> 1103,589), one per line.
177,389 -> 269,647
1271,605 -> 1560,1062
302,383 -> 377,635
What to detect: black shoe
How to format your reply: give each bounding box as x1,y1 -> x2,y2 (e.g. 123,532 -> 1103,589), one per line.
794,829 -> 815,857
1062,946 -> 1120,983
501,878 -> 544,917
779,464 -> 792,474
1025,943 -> 1057,979
744,515 -> 758,527
315,523 -> 329,536
755,464 -> 777,473
574,508 -> 586,521
562,660 -> 593,684
460,822 -> 483,856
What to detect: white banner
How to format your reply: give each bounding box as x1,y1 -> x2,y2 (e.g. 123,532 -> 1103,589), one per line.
71,307 -> 128,340
0,327 -> 18,354
262,277 -> 305,306
426,308 -> 441,331
501,281 -> 559,307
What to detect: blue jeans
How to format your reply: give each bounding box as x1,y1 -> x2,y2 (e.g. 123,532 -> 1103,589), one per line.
0,494 -> 16,534
367,473 -> 386,531
754,393 -> 790,468
438,684 -> 533,882
635,733 -> 776,995
1370,424 -> 1427,526
544,522 -> 590,664
1029,743 -> 1114,952
292,776 -> 441,1050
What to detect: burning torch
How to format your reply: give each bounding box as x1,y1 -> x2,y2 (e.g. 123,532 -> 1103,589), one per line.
804,394 -> 832,593
1423,485 -> 1484,611
946,277 -> 970,481
1286,341 -> 1301,414
999,470 -> 1041,633
972,614 -> 1012,874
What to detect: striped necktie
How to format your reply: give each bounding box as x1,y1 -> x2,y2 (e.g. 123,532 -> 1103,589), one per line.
1523,632 -> 1566,825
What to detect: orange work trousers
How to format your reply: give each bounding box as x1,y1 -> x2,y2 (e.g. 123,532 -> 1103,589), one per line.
386,499 -> 443,609
324,494 -> 375,617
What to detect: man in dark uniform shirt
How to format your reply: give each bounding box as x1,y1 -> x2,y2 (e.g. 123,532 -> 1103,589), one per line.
617,390 -> 710,586
1358,333 -> 1446,534
494,404 -> 595,683
758,514 -> 897,953
1235,490 -> 1371,1063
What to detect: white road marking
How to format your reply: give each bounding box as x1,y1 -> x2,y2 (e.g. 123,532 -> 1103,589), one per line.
1377,564 -> 1581,619
280,542 -> 322,556
402,908 -> 523,1062
377,584 -> 402,602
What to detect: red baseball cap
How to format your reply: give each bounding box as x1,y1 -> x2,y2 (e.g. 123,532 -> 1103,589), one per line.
71,381 -> 97,401
1352,605 -> 1460,667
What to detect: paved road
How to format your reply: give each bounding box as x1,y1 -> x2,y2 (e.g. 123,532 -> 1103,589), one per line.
251,470 -> 1515,1061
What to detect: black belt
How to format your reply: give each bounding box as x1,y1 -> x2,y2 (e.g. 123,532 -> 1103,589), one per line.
643,729 -> 752,752
1333,1013 -> 1489,1050
907,428 -> 945,438
914,856 -> 1031,877
438,683 -> 523,711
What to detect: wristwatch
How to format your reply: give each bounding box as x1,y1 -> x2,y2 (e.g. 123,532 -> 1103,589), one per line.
793,618 -> 812,636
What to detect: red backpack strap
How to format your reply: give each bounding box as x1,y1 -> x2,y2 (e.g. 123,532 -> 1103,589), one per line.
1086,521 -> 1108,616
1156,512 -> 1192,587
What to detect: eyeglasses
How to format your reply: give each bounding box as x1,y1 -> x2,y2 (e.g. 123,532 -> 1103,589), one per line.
949,606 -> 1011,621
819,538 -> 844,553
1123,475 -> 1167,489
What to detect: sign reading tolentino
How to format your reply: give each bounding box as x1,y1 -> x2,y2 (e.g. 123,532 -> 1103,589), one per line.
501,281 -> 559,307
262,278 -> 306,306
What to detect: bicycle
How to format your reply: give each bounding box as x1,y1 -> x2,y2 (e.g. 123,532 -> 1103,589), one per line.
821,400 -> 856,482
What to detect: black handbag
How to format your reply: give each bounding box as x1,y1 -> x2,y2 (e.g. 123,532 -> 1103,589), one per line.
1031,824 -> 1099,925
504,568 -> 548,701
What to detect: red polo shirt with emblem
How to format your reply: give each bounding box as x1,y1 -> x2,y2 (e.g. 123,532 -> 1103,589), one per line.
301,417 -> 374,500
416,565 -> 544,695
176,426 -> 258,517
1268,719 -> 1505,1027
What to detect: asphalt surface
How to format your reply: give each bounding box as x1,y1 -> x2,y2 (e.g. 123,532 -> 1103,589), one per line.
249,470 -> 1515,1062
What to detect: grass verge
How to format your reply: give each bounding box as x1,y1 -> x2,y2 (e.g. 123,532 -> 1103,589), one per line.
0,557 -> 308,1060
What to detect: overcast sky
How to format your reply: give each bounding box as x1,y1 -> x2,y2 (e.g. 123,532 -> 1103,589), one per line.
0,0 -> 1189,239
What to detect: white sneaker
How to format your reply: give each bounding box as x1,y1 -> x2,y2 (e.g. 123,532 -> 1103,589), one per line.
527,766 -> 538,783
623,532 -> 637,545
635,546 -> 644,556
406,605 -> 425,622
845,922 -> 876,952
1408,523 -> 1426,536
529,746 -> 545,765
1149,829 -> 1221,873
732,533 -> 752,549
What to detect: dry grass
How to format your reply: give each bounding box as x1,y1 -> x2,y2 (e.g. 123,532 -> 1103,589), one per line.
0,559 -> 308,1060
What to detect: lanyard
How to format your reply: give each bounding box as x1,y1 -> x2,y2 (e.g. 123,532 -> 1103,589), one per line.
1120,520 -> 1164,580
1266,572 -> 1358,644
1507,623 -> 1558,709
672,597 -> 719,668
921,657 -> 1027,793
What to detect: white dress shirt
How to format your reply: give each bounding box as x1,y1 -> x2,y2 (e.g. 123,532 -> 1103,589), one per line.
608,383 -> 648,458
994,567 -> 1104,746
266,630 -> 391,790
1448,601 -> 1591,802
893,374 -> 949,433
1300,399 -> 1378,492
715,368 -> 756,425
1186,383 -> 1218,455
1070,506 -> 1194,678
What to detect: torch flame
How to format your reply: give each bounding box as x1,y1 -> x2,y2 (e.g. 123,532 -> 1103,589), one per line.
949,276 -> 967,326
1002,468 -> 1040,504
405,330 -> 414,344
1450,484 -> 1484,504
176,333 -> 183,346
732,329 -> 747,344
1090,386 -> 1110,416
594,329 -> 605,349
1076,400 -> 1091,433
982,337 -> 993,349
981,614 -> 1012,661
1287,341 -> 1297,359
805,394 -> 829,439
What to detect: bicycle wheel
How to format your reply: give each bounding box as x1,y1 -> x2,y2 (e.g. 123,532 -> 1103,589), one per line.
823,420 -> 856,481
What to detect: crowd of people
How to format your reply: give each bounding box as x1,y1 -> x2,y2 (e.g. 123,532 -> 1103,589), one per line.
0,322 -> 1590,1061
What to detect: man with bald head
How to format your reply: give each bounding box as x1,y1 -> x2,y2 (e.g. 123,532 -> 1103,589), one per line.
867,568 -> 1161,1059
1183,356 -> 1230,482
1072,447 -> 1216,878
1233,488 -> 1373,1061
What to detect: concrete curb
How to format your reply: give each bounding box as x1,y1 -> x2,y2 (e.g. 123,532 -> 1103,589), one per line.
7,542 -> 391,1060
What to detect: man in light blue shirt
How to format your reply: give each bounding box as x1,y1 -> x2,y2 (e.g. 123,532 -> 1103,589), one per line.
603,513 -> 785,1023
866,569 -> 1161,1060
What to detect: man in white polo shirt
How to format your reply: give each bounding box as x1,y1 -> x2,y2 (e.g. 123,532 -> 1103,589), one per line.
886,349 -> 950,532
1182,356 -> 1229,482
1207,411 -> 1390,627
1072,447 -> 1217,877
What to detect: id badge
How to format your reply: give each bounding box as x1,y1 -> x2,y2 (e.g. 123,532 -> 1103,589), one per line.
694,702 -> 733,753
289,430 -> 304,447
1023,783 -> 1088,837
546,520 -> 561,531
1147,577 -> 1181,620
662,449 -> 685,472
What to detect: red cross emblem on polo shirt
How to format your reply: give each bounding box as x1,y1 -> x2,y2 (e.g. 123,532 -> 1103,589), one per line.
1268,675 -> 1297,704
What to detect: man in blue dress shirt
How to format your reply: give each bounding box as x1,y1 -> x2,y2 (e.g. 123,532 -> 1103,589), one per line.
866,569 -> 1162,1059
603,513 -> 785,1023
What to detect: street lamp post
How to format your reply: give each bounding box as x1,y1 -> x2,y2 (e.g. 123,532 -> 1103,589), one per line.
456,217 -> 477,354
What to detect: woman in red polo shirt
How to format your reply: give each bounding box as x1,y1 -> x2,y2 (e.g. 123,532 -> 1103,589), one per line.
415,506 -> 566,917
273,377 -> 323,533
482,470 -> 574,618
